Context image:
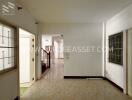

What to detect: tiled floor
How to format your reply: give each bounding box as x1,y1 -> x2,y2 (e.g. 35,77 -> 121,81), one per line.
21,59 -> 132,100
42,59 -> 64,80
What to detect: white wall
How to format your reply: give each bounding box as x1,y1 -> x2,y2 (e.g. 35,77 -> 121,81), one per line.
59,40 -> 64,58
128,29 -> 132,96
54,40 -> 59,59
0,1 -> 37,100
39,23 -> 103,76
0,3 -> 37,33
54,40 -> 64,59
106,4 -> 132,89
42,35 -> 52,49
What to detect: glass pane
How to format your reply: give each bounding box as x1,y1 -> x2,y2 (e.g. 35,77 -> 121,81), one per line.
9,48 -> 14,57
12,57 -> 14,67
9,28 -> 14,38
0,48 -> 3,58
7,63 -> 12,68
9,57 -> 14,67
4,57 -> 14,69
3,37 -> 8,47
4,58 -> 9,69
9,38 -> 14,47
0,36 -> 3,46
0,24 -> 15,71
3,26 -> 10,37
0,59 -> 3,70
3,48 -> 8,58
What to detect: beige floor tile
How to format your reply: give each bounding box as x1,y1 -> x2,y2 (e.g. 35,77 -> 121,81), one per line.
21,59 -> 132,100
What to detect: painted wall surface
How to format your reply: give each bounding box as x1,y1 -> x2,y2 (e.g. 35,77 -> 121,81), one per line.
106,4 -> 132,89
54,41 -> 59,59
42,35 -> 52,49
0,70 -> 18,100
59,40 -> 64,58
0,3 -> 37,34
0,1 -> 37,100
54,40 -> 64,59
128,29 -> 132,97
39,23 -> 103,76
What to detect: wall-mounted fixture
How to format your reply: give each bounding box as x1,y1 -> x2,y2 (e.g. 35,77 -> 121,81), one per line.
17,6 -> 23,11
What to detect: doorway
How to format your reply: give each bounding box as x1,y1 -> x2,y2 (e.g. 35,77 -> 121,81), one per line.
19,28 -> 35,96
41,34 -> 64,80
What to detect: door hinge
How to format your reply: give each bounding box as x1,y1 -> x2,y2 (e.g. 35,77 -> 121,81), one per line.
32,58 -> 34,62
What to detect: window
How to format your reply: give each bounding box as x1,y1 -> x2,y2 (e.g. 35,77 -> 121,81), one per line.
0,23 -> 16,72
109,32 -> 123,65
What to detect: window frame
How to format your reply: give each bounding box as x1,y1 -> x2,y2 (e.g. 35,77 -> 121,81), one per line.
108,32 -> 123,65
0,20 -> 18,75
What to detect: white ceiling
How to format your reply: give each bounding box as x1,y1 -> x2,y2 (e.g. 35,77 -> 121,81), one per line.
18,0 -> 132,23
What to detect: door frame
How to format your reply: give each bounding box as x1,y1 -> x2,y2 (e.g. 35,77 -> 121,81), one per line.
18,28 -> 36,95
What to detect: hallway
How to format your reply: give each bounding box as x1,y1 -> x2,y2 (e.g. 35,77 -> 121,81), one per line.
21,59 -> 132,100
43,59 -> 64,80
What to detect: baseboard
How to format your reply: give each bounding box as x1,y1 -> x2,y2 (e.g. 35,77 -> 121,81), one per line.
64,76 -> 123,92
14,96 -> 19,100
64,76 -> 103,79
103,77 -> 123,92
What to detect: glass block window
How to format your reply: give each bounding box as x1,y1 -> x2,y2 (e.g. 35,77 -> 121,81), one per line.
0,23 -> 16,71
109,32 -> 123,65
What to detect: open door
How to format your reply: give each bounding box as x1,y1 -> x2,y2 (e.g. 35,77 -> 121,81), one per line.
19,28 -> 35,95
